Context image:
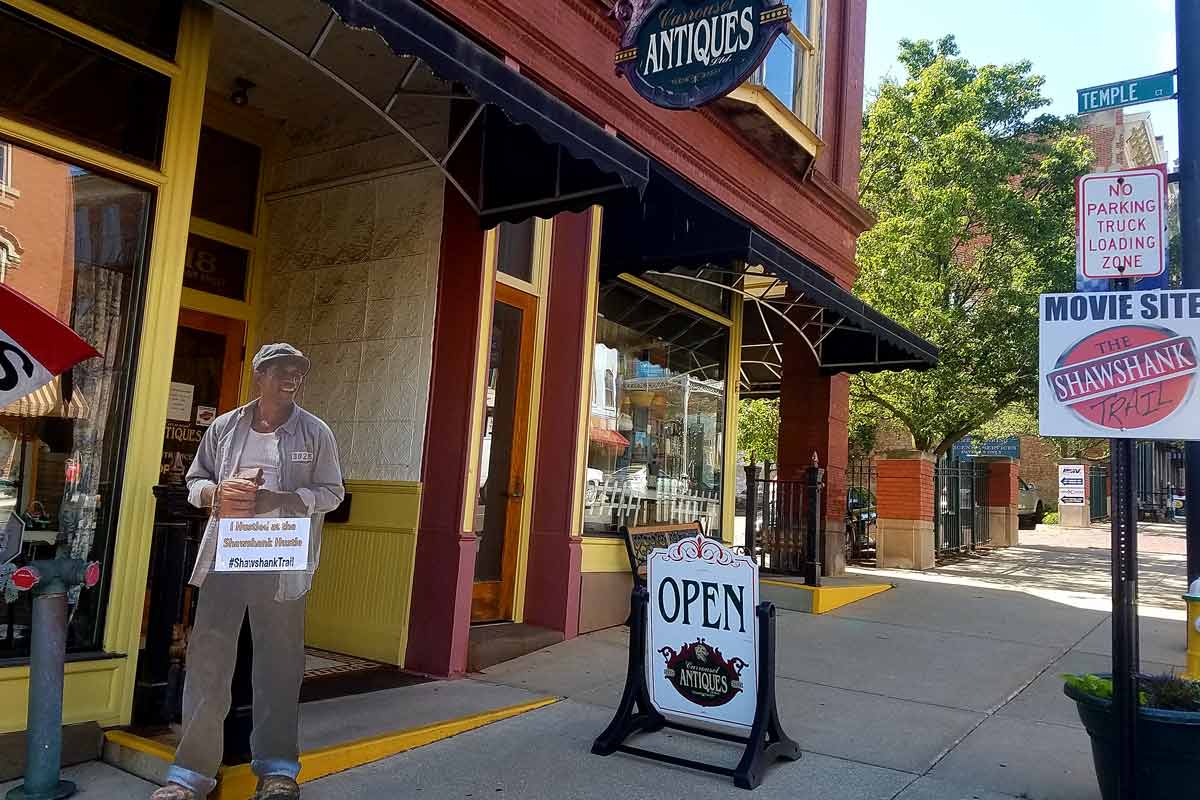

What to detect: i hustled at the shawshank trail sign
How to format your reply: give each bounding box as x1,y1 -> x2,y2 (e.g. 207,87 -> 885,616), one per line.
1039,291 -> 1200,438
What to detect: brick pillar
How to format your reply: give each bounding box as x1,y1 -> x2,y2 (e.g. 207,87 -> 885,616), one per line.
979,457 -> 1018,547
875,450 -> 935,569
1059,459 -> 1090,529
778,327 -> 849,576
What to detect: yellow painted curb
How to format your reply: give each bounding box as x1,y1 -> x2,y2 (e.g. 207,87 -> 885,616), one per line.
760,579 -> 893,614
105,695 -> 560,799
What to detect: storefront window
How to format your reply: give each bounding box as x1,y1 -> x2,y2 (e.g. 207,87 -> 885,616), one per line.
583,281 -> 728,537
34,0 -> 182,59
0,141 -> 151,657
495,220 -> 535,283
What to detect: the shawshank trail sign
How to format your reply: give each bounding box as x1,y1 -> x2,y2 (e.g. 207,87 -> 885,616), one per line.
1038,290 -> 1200,439
593,535 -> 799,789
1076,166 -> 1167,281
613,0 -> 792,109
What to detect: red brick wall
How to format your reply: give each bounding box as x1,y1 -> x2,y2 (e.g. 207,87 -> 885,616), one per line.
0,147 -> 74,320
876,457 -> 934,521
985,460 -> 1018,507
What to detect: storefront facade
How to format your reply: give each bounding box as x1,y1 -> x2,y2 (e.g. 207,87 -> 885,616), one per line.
0,0 -> 933,736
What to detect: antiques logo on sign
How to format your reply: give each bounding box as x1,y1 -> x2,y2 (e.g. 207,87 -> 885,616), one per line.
613,0 -> 791,109
1039,291 -> 1200,439
647,534 -> 758,730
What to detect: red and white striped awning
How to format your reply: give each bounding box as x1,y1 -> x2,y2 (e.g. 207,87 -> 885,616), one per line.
0,377 -> 89,419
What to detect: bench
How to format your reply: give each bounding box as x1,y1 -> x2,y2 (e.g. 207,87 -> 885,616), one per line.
621,520 -> 706,586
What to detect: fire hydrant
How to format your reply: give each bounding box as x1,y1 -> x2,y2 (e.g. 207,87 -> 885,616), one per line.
7,558 -> 100,800
1186,578 -> 1200,682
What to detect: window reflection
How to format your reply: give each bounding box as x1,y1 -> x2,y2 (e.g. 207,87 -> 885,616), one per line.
583,283 -> 727,536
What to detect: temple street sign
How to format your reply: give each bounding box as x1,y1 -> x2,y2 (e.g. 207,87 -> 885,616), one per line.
1077,71 -> 1176,114
613,0 -> 792,109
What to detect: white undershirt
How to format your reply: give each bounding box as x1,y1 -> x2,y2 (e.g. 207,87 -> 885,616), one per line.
241,429 -> 281,517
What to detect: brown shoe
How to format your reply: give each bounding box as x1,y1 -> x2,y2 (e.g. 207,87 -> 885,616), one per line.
150,784 -> 197,800
255,775 -> 300,799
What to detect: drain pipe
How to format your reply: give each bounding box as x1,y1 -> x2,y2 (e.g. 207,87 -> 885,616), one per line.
6,559 -> 101,800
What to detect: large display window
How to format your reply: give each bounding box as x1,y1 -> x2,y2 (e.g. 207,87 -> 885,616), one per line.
583,280 -> 728,537
0,140 -> 151,657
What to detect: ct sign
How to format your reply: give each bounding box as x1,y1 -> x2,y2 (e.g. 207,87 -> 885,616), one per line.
647,535 -> 758,731
1076,166 -> 1167,281
614,0 -> 791,109
1039,291 -> 1200,439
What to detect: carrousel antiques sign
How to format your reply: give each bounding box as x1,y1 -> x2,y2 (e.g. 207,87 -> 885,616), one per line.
612,0 -> 792,109
593,534 -> 799,789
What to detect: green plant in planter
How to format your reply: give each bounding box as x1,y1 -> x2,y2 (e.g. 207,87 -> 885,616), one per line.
1062,673 -> 1200,710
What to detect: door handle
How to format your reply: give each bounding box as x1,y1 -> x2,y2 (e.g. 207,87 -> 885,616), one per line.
510,479 -> 524,499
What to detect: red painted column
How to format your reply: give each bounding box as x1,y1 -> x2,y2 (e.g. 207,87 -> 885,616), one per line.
777,324 -> 850,575
406,183 -> 485,677
523,210 -> 591,636
875,452 -> 936,569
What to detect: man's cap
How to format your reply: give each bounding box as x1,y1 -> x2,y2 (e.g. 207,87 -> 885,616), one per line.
252,343 -> 310,375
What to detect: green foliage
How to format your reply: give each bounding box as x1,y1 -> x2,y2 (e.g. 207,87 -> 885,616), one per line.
1042,511 -> 1059,525
972,403 -> 1108,461
853,36 -> 1094,455
737,398 -> 779,464
1063,673 -> 1200,711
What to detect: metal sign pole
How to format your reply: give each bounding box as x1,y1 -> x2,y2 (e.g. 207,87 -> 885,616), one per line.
1177,0 -> 1200,588
1108,275 -> 1141,800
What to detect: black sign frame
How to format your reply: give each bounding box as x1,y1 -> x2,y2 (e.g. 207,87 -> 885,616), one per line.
614,0 -> 793,110
592,586 -> 800,789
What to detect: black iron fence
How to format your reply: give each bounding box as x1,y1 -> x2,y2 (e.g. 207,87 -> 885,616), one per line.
933,460 -> 990,554
845,458 -> 877,561
1089,465 -> 1109,522
744,459 -> 825,583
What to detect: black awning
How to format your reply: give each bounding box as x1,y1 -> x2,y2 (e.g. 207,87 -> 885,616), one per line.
322,0 -> 648,225
600,163 -> 938,379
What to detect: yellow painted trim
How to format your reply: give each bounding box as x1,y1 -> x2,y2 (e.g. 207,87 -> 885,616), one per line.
0,116 -> 165,188
581,536 -> 628,573
1,0 -> 180,77
618,273 -> 733,328
343,479 -> 423,494
721,294 -> 743,543
512,218 -> 554,623
179,287 -> 255,322
461,230 -> 499,534
101,3 -> 213,731
571,207 -> 604,538
188,216 -> 258,250
760,579 -> 893,614
726,83 -> 825,160
0,657 -> 126,733
105,696 -> 560,800
496,271 -> 540,296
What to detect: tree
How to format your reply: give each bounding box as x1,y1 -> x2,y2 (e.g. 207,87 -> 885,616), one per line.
737,398 -> 779,465
973,402 -> 1108,461
852,36 -> 1094,455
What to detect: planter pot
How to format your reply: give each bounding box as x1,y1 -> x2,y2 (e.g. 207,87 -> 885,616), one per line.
1065,679 -> 1200,800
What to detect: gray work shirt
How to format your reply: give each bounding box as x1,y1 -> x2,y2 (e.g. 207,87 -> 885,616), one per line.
186,399 -> 345,601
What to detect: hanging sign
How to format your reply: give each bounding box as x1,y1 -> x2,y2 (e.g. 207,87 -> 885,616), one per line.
214,517 -> 310,572
613,0 -> 792,109
647,534 -> 758,730
0,284 -> 99,407
1039,290 -> 1200,438
1076,166 -> 1167,282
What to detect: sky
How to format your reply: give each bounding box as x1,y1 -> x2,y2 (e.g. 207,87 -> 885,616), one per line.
864,0 -> 1180,165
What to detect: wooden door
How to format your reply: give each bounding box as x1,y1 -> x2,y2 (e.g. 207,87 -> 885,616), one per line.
471,283 -> 537,622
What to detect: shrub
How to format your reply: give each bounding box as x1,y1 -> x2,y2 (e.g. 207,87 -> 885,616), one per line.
1042,511 -> 1059,525
1064,673 -> 1200,711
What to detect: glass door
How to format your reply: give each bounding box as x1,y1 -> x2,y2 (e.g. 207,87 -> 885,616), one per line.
472,283 -> 537,623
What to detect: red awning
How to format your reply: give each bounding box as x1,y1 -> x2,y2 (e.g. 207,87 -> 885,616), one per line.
589,427 -> 629,449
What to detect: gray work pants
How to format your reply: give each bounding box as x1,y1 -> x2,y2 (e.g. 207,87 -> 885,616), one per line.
165,573 -> 306,797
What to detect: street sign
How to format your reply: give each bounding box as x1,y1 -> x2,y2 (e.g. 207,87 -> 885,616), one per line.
1059,465 -> 1086,505
647,535 -> 758,731
1077,166 -> 1167,281
952,436 -> 1020,460
1078,71 -> 1176,114
1039,290 -> 1200,438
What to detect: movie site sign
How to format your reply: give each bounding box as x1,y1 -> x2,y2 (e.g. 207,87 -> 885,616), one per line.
1039,291 -> 1200,439
614,0 -> 791,109
215,517 -> 310,572
1077,166 -> 1167,281
647,535 -> 758,730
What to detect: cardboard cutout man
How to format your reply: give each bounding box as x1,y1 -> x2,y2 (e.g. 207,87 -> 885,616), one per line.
152,344 -> 344,800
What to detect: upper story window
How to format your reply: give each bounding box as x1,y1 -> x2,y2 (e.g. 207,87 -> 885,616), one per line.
749,1 -> 823,132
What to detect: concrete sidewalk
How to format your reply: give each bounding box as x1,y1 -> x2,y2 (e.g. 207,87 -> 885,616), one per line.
20,531 -> 1190,799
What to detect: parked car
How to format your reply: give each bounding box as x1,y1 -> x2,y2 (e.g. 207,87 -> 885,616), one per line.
1018,478 -> 1045,528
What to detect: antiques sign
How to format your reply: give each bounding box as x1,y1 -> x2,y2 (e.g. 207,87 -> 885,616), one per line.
647,534 -> 758,730
613,0 -> 792,109
1039,291 -> 1200,438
